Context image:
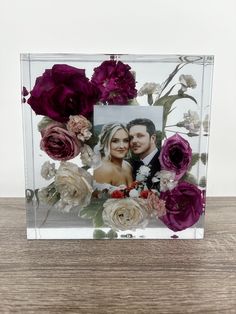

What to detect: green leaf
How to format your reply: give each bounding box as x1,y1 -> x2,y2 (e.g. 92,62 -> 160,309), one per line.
168,106 -> 176,115
190,153 -> 200,168
199,176 -> 207,188
182,172 -> 198,185
160,63 -> 185,94
79,207 -> 98,219
107,229 -> 118,239
93,207 -> 104,228
176,121 -> 185,128
93,229 -> 107,239
187,132 -> 199,137
154,93 -> 197,108
154,93 -> 198,133
156,130 -> 164,149
128,98 -> 139,106
153,95 -> 180,131
153,94 -> 179,107
201,153 -> 208,165
79,197 -> 107,219
81,165 -> 90,171
180,93 -> 197,104
162,84 -> 177,98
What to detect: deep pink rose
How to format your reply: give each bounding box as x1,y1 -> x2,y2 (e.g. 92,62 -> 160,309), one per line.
27,64 -> 100,122
91,60 -> 137,104
159,182 -> 204,231
159,133 -> 192,180
40,122 -> 81,161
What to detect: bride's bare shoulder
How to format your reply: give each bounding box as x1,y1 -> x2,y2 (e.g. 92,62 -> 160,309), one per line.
93,161 -> 114,184
123,160 -> 132,170
95,161 -> 114,173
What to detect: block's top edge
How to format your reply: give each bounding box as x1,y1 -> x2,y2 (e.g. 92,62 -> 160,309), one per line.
20,53 -> 214,64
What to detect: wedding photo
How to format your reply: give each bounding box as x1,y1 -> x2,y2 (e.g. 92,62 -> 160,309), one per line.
93,105 -> 163,189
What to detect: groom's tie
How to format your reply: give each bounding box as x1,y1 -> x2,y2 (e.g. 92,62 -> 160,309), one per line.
138,160 -> 144,167
136,159 -> 144,169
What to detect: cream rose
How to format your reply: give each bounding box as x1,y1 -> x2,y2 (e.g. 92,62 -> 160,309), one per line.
55,161 -> 93,209
102,198 -> 149,231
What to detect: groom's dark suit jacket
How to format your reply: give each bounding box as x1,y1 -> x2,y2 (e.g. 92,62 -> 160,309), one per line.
130,150 -> 161,190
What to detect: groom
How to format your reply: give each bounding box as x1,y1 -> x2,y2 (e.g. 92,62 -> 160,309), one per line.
127,118 -> 161,189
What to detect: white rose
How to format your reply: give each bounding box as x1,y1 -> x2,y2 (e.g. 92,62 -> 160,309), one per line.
102,198 -> 149,231
55,161 -> 93,209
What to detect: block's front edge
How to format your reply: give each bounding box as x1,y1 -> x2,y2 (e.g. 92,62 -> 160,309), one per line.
21,54 -> 214,240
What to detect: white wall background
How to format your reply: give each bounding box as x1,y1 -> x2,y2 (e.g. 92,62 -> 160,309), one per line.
0,0 -> 235,196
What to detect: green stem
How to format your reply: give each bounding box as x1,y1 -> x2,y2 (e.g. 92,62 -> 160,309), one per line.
147,94 -> 153,105
40,207 -> 52,228
159,63 -> 186,98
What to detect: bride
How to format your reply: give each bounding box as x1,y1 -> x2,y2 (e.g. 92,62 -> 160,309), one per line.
93,122 -> 133,187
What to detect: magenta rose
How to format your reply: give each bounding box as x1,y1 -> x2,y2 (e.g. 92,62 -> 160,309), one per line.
27,64 -> 100,122
91,60 -> 137,104
159,182 -> 204,231
159,133 -> 192,180
40,122 -> 81,161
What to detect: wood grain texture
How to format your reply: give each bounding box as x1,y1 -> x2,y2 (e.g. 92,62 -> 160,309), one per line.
0,197 -> 236,313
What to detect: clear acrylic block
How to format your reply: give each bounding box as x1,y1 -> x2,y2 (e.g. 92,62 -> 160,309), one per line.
21,53 -> 214,239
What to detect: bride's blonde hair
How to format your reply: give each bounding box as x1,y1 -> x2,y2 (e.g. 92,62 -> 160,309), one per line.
95,122 -> 128,160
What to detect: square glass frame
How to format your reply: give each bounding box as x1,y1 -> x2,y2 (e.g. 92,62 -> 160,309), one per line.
21,53 -> 214,239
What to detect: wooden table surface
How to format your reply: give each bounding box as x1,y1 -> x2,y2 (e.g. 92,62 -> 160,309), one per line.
0,197 -> 235,314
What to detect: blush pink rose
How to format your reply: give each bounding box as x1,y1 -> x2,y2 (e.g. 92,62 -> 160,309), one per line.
67,115 -> 92,142
146,192 -> 167,217
40,122 -> 81,161
67,115 -> 91,133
